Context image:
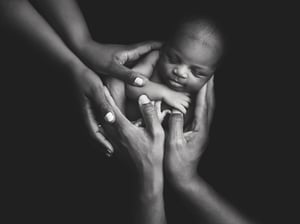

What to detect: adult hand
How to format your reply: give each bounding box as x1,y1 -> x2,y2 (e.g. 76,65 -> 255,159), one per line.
71,66 -> 116,154
165,78 -> 252,224
78,40 -> 162,86
21,0 -> 161,153
73,41 -> 162,154
30,0 -> 161,86
77,41 -> 162,153
189,75 -> 215,132
103,88 -> 165,171
103,90 -> 166,224
165,77 -> 215,185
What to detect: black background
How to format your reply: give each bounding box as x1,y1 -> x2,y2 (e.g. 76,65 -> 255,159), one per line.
1,1 -> 297,223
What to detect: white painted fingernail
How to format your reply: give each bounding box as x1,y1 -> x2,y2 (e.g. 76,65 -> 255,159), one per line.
134,77 -> 144,86
104,112 -> 115,123
138,95 -> 150,105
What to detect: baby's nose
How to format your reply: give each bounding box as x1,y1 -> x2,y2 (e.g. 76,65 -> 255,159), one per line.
173,67 -> 188,79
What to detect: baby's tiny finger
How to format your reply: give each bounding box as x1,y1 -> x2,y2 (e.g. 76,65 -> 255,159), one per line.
177,105 -> 187,114
181,100 -> 190,108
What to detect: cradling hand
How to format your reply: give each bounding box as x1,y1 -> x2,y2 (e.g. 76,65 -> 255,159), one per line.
78,40 -> 162,86
165,78 -> 215,186
102,89 -> 165,176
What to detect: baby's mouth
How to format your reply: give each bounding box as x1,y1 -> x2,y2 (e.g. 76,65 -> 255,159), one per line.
167,78 -> 184,90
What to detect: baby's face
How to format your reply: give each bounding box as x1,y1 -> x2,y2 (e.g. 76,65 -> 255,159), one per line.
157,34 -> 220,93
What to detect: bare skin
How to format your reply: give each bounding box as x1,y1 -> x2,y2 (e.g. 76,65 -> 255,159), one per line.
103,91 -> 167,224
0,0 -> 161,154
165,79 -> 253,224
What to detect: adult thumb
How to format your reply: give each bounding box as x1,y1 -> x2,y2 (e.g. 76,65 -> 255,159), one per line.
138,95 -> 162,136
111,60 -> 148,87
168,109 -> 184,140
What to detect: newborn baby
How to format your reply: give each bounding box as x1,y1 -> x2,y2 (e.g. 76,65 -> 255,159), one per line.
107,16 -> 224,128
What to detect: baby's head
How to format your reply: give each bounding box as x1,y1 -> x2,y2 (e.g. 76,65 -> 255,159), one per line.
157,16 -> 224,93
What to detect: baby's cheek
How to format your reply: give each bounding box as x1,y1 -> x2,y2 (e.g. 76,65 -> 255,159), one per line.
188,78 -> 207,93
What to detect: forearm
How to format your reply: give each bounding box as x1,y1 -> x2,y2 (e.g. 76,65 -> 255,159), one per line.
30,0 -> 92,52
0,0 -> 86,74
174,176 -> 253,224
134,167 -> 166,224
126,81 -> 168,101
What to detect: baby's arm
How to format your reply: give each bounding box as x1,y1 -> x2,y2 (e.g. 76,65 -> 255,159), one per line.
126,50 -> 159,98
126,51 -> 190,113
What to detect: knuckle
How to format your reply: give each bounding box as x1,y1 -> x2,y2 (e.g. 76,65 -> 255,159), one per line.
170,138 -> 184,148
113,53 -> 125,64
153,128 -> 164,139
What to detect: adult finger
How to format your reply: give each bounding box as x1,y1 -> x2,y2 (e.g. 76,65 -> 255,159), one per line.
108,62 -> 148,87
168,109 -> 184,141
126,41 -> 162,61
138,95 -> 162,136
83,98 -> 114,155
206,75 -> 215,125
103,87 -> 132,130
91,84 -> 116,124
111,41 -> 162,86
191,83 -> 208,131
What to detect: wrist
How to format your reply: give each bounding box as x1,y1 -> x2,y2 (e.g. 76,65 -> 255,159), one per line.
138,166 -> 164,198
168,168 -> 199,190
69,33 -> 94,55
64,56 -> 89,78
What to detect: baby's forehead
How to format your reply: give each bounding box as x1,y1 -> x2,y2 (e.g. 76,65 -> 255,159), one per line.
175,25 -> 221,49
168,32 -> 222,57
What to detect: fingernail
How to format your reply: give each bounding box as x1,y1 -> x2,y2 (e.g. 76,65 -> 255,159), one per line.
104,112 -> 115,123
138,95 -> 150,105
134,77 -> 144,86
172,109 -> 182,115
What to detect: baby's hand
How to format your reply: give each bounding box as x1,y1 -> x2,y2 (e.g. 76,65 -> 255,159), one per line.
155,101 -> 171,123
163,90 -> 190,114
132,101 -> 171,127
